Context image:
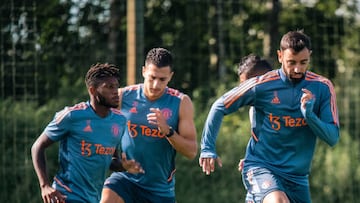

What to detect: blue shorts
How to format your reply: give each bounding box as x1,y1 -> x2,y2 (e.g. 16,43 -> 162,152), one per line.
103,173 -> 176,203
242,167 -> 311,203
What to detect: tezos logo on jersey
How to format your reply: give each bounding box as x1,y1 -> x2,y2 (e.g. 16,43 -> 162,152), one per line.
268,113 -> 307,131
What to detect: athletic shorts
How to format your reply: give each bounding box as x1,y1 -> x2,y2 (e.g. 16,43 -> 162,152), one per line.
64,200 -> 85,203
242,167 -> 311,203
103,173 -> 176,203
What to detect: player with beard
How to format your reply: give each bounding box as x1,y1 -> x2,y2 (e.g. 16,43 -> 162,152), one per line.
199,30 -> 340,203
31,63 -> 143,203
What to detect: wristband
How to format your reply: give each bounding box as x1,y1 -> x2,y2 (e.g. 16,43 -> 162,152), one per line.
166,126 -> 175,137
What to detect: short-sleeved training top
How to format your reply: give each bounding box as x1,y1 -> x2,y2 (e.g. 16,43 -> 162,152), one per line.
45,101 -> 126,203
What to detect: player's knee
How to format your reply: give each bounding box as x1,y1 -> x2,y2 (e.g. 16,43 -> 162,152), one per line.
100,188 -> 124,203
263,190 -> 290,203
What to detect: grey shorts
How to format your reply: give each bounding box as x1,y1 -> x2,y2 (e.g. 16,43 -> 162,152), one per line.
242,167 -> 311,203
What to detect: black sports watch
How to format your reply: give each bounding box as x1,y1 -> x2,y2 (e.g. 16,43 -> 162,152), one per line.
166,126 -> 175,137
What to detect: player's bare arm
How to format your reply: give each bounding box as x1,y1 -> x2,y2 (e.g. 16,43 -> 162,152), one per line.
31,133 -> 66,203
168,94 -> 197,159
148,94 -> 197,159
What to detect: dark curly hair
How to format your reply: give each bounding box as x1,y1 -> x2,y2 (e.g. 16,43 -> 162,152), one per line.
85,63 -> 120,88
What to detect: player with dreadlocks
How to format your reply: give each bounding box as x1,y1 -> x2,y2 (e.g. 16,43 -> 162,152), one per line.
31,63 -> 143,203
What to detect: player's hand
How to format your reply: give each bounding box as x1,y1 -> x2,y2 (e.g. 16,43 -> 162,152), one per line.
147,108 -> 169,134
199,157 -> 222,175
238,159 -> 244,172
40,185 -> 66,203
300,88 -> 315,117
121,152 -> 145,174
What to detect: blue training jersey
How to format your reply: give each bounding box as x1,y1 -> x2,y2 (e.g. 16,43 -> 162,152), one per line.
44,101 -> 126,203
115,84 -> 182,197
201,69 -> 339,185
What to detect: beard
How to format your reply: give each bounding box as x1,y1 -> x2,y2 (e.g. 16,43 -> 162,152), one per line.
96,92 -> 118,108
287,73 -> 305,84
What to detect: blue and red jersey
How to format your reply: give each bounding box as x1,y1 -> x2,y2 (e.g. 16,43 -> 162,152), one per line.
201,69 -> 339,185
45,101 -> 126,203
115,84 -> 183,197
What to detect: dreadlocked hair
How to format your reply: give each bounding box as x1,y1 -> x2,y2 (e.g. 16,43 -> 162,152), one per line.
85,63 -> 120,87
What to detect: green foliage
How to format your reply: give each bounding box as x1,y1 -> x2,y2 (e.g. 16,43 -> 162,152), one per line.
0,98 -> 59,202
176,86 -> 253,202
0,75 -> 87,202
311,130 -> 360,202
